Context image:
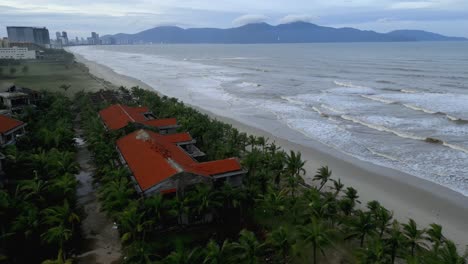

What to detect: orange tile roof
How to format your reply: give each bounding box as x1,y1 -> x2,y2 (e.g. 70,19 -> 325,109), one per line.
143,118 -> 178,128
116,129 -> 243,192
0,114 -> 24,134
162,132 -> 193,143
188,159 -> 243,176
99,104 -> 179,131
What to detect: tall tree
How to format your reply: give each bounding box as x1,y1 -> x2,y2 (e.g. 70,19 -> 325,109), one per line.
313,166 -> 332,191
346,211 -> 376,247
265,226 -> 296,263
231,230 -> 263,264
402,219 -> 427,257
299,217 -> 335,264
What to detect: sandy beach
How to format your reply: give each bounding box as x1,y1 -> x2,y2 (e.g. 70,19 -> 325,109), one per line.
72,52 -> 468,249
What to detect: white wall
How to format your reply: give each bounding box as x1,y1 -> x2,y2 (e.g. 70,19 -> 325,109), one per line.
0,47 -> 36,59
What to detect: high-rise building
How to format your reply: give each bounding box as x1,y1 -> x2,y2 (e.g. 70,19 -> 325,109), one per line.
7,27 -> 50,46
0,38 -> 9,48
61,31 -> 69,45
90,32 -> 100,45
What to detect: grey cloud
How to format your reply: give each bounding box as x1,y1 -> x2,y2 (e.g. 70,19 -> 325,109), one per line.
232,14 -> 268,26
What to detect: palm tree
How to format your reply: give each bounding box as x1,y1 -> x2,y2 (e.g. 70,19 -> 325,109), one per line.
231,230 -> 263,264
124,240 -> 158,264
21,65 -> 28,75
313,166 -> 332,191
59,84 -> 71,92
426,223 -> 445,253
299,217 -> 335,264
189,184 -> 222,219
203,239 -> 234,264
163,246 -> 202,264
344,187 -> 360,206
265,226 -> 296,263
118,202 -> 153,244
402,219 -> 427,257
41,224 -> 72,263
430,240 -> 467,264
18,175 -> 48,204
143,193 -> 172,224
331,179 -> 344,197
172,194 -> 191,225
41,200 -> 80,235
285,151 -> 306,178
376,207 -> 393,238
346,211 -> 376,247
356,237 -> 389,264
11,203 -> 40,239
384,220 -> 405,264
258,188 -> 288,216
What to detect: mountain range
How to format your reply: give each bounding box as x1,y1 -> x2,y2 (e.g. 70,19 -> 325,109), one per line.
102,22 -> 467,44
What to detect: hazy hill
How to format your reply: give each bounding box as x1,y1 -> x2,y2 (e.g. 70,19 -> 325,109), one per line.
102,22 -> 467,44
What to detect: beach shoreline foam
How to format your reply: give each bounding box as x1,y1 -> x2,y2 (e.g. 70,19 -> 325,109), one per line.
71,51 -> 468,249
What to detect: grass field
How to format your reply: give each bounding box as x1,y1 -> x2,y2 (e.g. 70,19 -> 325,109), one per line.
0,57 -> 111,96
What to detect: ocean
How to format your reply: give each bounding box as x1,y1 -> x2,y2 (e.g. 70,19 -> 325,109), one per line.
69,42 -> 468,196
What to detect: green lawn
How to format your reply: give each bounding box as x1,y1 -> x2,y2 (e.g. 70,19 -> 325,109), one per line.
0,59 -> 110,96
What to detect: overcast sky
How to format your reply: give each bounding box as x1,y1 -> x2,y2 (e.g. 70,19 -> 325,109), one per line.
1,0 -> 467,39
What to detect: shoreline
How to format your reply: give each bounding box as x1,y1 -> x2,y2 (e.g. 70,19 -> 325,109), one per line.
71,51 -> 468,248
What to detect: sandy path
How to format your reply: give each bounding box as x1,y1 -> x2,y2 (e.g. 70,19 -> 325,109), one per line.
74,113 -> 122,264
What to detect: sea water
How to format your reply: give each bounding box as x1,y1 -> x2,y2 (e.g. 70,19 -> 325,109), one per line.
69,42 -> 468,196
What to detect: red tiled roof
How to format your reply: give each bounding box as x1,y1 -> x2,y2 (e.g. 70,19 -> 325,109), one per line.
116,129 -> 243,192
188,159 -> 243,176
162,132 -> 193,143
0,115 -> 24,134
99,104 -> 179,131
143,118 -> 178,128
99,104 -> 149,130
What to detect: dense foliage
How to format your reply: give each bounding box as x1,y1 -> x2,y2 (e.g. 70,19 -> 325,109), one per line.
0,93 -> 80,263
78,87 -> 468,264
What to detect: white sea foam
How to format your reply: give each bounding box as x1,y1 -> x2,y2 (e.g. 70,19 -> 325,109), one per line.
68,45 -> 468,196
370,93 -> 468,121
333,80 -> 368,89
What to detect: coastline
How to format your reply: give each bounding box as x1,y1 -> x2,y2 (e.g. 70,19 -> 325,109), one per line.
71,51 -> 468,248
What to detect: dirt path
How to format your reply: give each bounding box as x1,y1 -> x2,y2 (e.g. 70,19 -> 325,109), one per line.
74,114 -> 122,264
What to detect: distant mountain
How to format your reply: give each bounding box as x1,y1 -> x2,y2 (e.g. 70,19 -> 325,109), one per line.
101,22 -> 467,44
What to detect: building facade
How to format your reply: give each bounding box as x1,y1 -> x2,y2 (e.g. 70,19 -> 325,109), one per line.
0,114 -> 26,147
0,47 -> 36,59
7,27 -> 50,46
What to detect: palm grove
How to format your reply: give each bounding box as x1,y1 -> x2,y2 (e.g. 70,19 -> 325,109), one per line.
0,86 -> 466,263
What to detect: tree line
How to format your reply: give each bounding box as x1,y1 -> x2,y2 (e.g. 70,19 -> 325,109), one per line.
0,93 -> 80,263
76,87 -> 467,264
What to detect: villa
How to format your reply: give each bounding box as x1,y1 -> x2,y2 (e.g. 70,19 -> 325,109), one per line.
99,104 -> 180,134
0,114 -> 26,147
116,129 -> 245,197
0,85 -> 41,113
0,114 -> 26,180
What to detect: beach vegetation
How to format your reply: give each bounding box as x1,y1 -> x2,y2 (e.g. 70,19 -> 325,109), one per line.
74,86 -> 468,263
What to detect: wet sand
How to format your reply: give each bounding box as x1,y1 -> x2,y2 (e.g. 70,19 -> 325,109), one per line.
72,52 -> 468,250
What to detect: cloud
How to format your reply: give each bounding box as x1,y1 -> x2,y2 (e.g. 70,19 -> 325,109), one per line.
390,1 -> 435,9
278,14 -> 316,24
232,14 -> 268,26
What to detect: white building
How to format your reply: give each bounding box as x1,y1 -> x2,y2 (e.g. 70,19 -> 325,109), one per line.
0,47 -> 36,60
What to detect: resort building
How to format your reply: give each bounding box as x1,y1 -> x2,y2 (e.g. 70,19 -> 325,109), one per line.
0,85 -> 41,113
0,114 -> 26,147
116,129 -> 245,197
99,104 -> 180,134
0,47 -> 36,60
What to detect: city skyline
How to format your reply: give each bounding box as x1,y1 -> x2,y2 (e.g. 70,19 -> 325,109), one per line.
0,0 -> 467,38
